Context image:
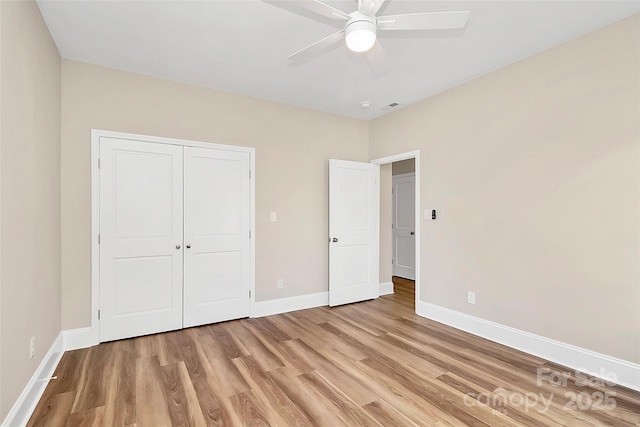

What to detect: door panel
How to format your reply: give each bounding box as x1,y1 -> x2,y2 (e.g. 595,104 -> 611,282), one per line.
193,158 -> 242,235
329,159 -> 379,306
112,256 -> 174,314
99,138 -> 183,342
192,251 -> 242,302
392,174 -> 415,280
183,147 -> 250,327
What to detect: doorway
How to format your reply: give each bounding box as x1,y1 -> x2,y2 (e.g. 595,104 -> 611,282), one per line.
392,164 -> 415,280
372,151 -> 420,312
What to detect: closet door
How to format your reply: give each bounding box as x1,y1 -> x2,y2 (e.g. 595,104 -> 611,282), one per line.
99,138 -> 184,342
183,147 -> 251,327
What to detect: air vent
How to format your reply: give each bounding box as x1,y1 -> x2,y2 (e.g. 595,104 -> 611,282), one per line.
381,102 -> 402,112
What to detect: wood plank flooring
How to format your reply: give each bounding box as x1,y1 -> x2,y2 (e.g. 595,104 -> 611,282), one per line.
28,280 -> 640,426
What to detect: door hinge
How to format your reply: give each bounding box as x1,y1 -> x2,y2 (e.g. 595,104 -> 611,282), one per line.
98,234 -> 100,244
249,290 -> 252,298
249,169 -> 252,179
98,158 -> 101,169
249,230 -> 252,239
98,309 -> 101,320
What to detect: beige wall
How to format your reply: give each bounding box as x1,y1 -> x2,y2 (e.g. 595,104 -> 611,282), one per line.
370,15 -> 640,363
61,61 -> 369,329
0,0 -> 61,419
379,164 -> 392,283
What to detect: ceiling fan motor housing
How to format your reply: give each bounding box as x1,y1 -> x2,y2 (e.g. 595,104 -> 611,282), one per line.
345,12 -> 377,52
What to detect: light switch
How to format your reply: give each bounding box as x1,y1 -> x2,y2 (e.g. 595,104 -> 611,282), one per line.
270,212 -> 277,222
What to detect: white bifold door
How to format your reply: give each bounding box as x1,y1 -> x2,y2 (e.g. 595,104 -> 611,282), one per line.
99,137 -> 250,342
328,159 -> 379,306
99,138 -> 184,341
183,147 -> 250,328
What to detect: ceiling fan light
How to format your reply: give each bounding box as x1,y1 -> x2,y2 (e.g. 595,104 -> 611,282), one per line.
345,19 -> 377,53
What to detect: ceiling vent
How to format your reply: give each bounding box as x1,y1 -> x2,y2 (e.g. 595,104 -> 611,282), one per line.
380,102 -> 401,112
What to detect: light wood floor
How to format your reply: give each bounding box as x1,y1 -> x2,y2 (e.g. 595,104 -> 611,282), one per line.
28,279 -> 640,426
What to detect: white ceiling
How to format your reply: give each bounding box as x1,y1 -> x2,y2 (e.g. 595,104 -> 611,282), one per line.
36,0 -> 639,120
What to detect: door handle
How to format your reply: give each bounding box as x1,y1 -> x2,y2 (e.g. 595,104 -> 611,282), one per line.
331,237 -> 339,243
176,244 -> 181,249
186,244 -> 191,249
410,231 -> 415,235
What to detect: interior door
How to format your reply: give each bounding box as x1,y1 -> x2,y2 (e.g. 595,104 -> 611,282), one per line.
329,159 -> 380,306
392,173 -> 416,280
99,138 -> 184,342
183,147 -> 251,327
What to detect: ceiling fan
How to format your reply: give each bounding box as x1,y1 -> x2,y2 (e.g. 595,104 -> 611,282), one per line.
265,0 -> 470,60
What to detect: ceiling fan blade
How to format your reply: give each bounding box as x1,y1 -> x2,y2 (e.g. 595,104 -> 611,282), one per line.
306,0 -> 351,21
377,11 -> 470,31
359,0 -> 387,16
287,29 -> 345,61
265,0 -> 350,21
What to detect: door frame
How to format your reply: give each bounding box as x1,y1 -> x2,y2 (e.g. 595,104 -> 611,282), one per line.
90,129 -> 256,344
371,151 -> 420,313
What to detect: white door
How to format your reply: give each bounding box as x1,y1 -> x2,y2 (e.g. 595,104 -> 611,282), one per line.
99,138 -> 184,342
183,147 -> 251,327
329,159 -> 380,306
392,173 -> 416,280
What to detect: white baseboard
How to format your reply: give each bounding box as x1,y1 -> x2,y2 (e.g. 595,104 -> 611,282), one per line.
253,283 -> 395,318
1,333 -> 64,427
252,282 -> 395,317
62,327 -> 97,351
252,291 -> 328,318
379,281 -> 394,295
417,301 -> 640,392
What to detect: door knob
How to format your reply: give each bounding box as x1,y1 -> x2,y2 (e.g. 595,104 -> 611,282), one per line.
176,244 -> 181,249
186,245 -> 191,249
410,231 -> 415,235
332,237 -> 339,242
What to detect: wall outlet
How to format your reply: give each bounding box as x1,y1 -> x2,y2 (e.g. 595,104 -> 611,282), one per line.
277,279 -> 284,289
29,336 -> 35,359
270,212 -> 277,222
467,291 -> 476,305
